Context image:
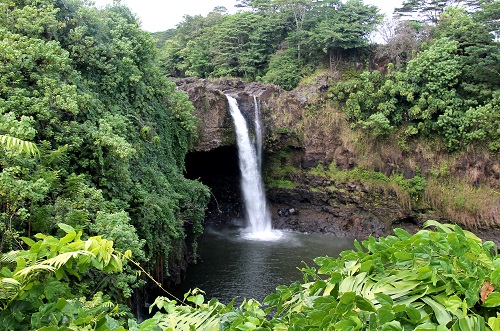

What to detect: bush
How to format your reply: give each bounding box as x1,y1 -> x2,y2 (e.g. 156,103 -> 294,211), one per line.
263,51 -> 301,90
140,221 -> 500,331
358,113 -> 394,137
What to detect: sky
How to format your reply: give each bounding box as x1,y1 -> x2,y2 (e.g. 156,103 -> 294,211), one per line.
92,0 -> 403,32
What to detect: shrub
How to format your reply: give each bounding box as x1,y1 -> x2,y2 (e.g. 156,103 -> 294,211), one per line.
141,222 -> 500,331
263,51 -> 301,90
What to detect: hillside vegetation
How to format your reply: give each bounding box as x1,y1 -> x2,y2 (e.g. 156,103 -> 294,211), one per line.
159,0 -> 498,153
0,0 -> 209,306
1,0 -> 499,329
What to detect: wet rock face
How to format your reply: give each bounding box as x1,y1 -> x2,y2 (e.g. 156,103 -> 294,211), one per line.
173,78 -> 280,152
173,79 -> 233,151
267,173 -> 421,239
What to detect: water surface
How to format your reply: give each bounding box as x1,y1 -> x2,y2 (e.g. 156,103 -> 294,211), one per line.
175,224 -> 355,304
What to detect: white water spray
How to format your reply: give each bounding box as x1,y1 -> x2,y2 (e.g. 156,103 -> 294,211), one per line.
253,95 -> 263,169
226,95 -> 281,241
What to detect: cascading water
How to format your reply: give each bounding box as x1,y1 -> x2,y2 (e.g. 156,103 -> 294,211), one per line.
226,95 -> 282,241
253,95 -> 263,169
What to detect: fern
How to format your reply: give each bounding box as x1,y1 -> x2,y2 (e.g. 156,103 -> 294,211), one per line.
14,264 -> 57,280
0,134 -> 39,156
147,295 -> 224,331
0,253 -> 16,267
157,308 -> 221,331
0,278 -> 20,301
41,250 -> 94,269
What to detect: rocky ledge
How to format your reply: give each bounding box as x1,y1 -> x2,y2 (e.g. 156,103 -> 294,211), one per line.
176,77 -> 499,245
266,173 -> 424,239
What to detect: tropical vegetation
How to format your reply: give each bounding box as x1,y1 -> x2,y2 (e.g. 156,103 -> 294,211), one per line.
2,221 -> 500,330
157,0 -> 382,90
159,0 -> 499,151
0,0 -> 210,307
1,0 -> 499,329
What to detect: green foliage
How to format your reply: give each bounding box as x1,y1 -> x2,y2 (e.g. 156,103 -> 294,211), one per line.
0,224 -> 130,330
308,163 -> 428,206
130,222 -> 500,330
158,0 -> 381,88
0,135 -> 39,156
358,113 -> 394,137
263,51 -> 302,90
304,0 -> 382,53
0,0 -> 210,303
267,179 -> 296,189
3,223 -> 499,330
265,220 -> 500,330
462,92 -> 500,151
330,27 -> 499,151
391,174 -> 427,200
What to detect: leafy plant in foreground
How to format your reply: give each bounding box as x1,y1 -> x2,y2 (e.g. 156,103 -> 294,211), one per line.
266,220 -> 500,330
2,222 -> 499,330
0,223 -> 130,330
142,221 -> 500,330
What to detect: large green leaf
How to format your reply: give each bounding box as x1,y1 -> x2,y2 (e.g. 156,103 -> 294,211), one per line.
422,297 -> 452,326
483,292 -> 500,308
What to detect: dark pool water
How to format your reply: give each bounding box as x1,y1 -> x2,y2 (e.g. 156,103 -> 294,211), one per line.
174,223 -> 355,304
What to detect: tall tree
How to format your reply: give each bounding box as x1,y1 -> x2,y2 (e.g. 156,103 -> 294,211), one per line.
394,0 -> 483,24
275,0 -> 311,61
304,0 -> 381,60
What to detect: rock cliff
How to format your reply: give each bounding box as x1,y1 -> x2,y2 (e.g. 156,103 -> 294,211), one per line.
173,78 -> 279,151
175,77 -> 500,242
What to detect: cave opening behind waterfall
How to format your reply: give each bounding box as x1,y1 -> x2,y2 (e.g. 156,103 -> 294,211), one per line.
185,145 -> 244,225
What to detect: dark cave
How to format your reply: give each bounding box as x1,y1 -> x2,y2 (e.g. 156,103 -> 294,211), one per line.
184,146 -> 244,224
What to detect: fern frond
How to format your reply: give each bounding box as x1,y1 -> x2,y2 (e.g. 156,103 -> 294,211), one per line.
13,250 -> 93,280
157,306 -> 221,331
0,278 -> 21,301
0,253 -> 17,267
14,264 -> 56,280
41,250 -> 94,269
0,134 -> 39,156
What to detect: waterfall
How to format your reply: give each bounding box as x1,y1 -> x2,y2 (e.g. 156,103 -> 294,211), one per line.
253,95 -> 263,169
226,95 -> 281,241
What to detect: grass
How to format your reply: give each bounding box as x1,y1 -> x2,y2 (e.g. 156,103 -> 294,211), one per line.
309,163 -> 413,210
424,177 -> 500,229
267,179 -> 296,189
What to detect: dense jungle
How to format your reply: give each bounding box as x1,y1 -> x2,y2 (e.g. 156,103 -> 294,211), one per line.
1,0 -> 500,330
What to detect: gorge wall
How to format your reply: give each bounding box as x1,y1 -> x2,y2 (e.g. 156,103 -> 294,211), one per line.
175,77 -> 500,242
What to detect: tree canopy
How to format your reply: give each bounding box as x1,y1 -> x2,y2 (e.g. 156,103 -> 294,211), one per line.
0,0 -> 209,303
158,0 -> 382,89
